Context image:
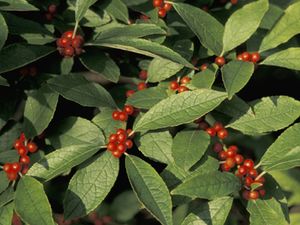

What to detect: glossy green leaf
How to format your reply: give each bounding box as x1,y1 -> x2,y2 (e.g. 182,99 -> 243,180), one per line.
0,172 -> 9,193
0,13 -> 8,51
172,130 -> 210,171
181,197 -> 233,225
47,74 -> 116,108
126,87 -> 168,109
137,130 -> 174,164
0,44 -> 55,74
64,151 -> 119,219
0,187 -> 14,208
147,58 -> 184,83
102,0 -> 129,24
0,0 -> 38,11
261,48 -> 300,70
134,89 -> 227,132
189,65 -> 218,89
75,0 -> 98,22
173,39 -> 194,61
221,60 -> 255,99
80,49 -> 120,83
0,151 -> 19,164
260,4 -> 283,30
260,123 -> 300,172
223,0 -> 268,53
125,155 -> 173,225
92,107 -> 126,141
15,176 -> 55,225
0,202 -> 13,225
47,117 -> 104,148
61,57 -> 74,74
23,85 -> 59,138
173,3 -> 224,56
88,37 -> 194,69
171,171 -> 241,200
260,1 -> 300,52
27,144 -> 101,182
228,96 -> 300,135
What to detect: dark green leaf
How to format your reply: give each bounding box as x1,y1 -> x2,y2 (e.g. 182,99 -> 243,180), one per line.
0,172 -> 9,193
61,57 -> 74,74
0,186 -> 14,208
0,0 -> 38,11
75,0 -> 98,22
0,202 -> 13,225
260,4 -> 283,30
0,13 -> 8,50
101,0 -> 129,24
0,151 -> 19,164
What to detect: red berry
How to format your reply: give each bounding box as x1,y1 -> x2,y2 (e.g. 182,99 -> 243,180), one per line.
20,155 -> 30,165
112,111 -> 120,120
123,105 -> 134,115
226,148 -> 237,158
237,165 -> 247,176
117,133 -> 127,143
249,169 -> 258,178
248,190 -> 259,200
29,66 -> 37,77
169,81 -> 179,90
107,142 -> 117,152
48,4 -> 57,14
62,30 -> 74,39
117,143 -> 127,153
200,64 -> 208,71
137,82 -> 147,91
242,190 -> 249,200
7,172 -> 18,181
180,76 -> 191,85
19,133 -> 26,142
217,128 -> 228,139
58,37 -> 71,47
19,67 -> 29,76
221,163 -> 231,171
213,142 -> 223,153
126,129 -> 134,138
215,56 -> 226,66
109,134 -> 118,143
244,159 -> 255,169
17,146 -> 28,156
125,139 -> 133,149
163,3 -> 172,11
45,13 -> 53,21
158,8 -> 167,18
27,142 -> 38,153
218,151 -> 227,160
3,163 -> 12,173
177,85 -> 189,93
116,128 -> 126,135
22,165 -> 29,175
241,52 -> 250,61
140,14 -> 149,20
245,176 -> 254,187
14,139 -> 23,149
11,162 -> 21,173
118,112 -> 128,121
237,54 -> 243,61
153,0 -> 163,7
198,121 -> 209,130
213,122 -> 223,132
231,0 -> 238,4
126,90 -> 135,98
234,154 -> 244,165
71,36 -> 84,48
139,70 -> 148,80
225,157 -> 236,168
228,145 -> 238,152
255,176 -> 265,184
206,127 -> 216,137
251,52 -> 260,63
259,189 -> 266,197
64,46 -> 75,57
112,151 -> 122,158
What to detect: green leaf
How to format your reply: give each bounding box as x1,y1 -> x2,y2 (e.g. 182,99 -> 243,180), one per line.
260,123 -> 300,172
0,151 -> 19,164
189,65 -> 218,89
134,89 -> 227,132
172,130 -> 210,171
47,117 -> 105,148
15,176 -> 55,225
0,186 -> 14,208
228,96 -> 300,135
0,202 -> 13,225
260,1 -> 300,52
0,44 -> 55,74
181,197 -> 233,225
136,130 -> 174,164
102,0 -> 129,24
173,3 -> 224,56
0,76 -> 8,87
291,213 -> 300,225
75,0 -> 98,22
47,74 -> 116,108
88,37 -> 194,69
125,155 -> 173,225
147,58 -> 184,83
61,57 -> 74,74
261,48 -> 300,70
0,172 -> 9,193
0,13 -> 8,51
221,60 -> 255,99
171,171 -> 241,200
92,107 -> 126,141
173,39 -> 194,61
80,49 -> 120,83
260,4 -> 283,30
0,0 -> 38,11
223,0 -> 268,53
27,144 -> 101,182
64,151 -> 119,220
126,87 -> 168,109
23,85 -> 58,138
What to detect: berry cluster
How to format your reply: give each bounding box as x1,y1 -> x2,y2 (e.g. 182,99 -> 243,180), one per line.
219,0 -> 238,4
45,4 -> 57,21
169,76 -> 191,93
153,0 -> 172,18
125,70 -> 148,98
237,52 -> 261,63
56,31 -> 84,57
206,121 -> 228,139
107,129 -> 134,158
112,105 -> 134,122
2,133 -> 38,181
19,65 -> 38,77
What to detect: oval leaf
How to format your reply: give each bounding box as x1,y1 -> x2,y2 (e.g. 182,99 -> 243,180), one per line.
0,13 -> 8,51
75,0 -> 98,22
133,89 -> 227,132
15,176 -> 55,225
0,202 -> 13,225
64,151 -> 119,220
125,155 -> 173,225
223,0 -> 268,53
221,60 -> 255,99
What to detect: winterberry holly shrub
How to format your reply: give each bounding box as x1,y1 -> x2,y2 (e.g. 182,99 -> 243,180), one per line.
0,0 -> 300,225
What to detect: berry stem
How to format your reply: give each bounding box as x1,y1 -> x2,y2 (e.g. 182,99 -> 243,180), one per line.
254,162 -> 261,169
219,161 -> 226,164
124,152 -> 129,156
205,114 -> 216,127
128,130 -> 135,138
72,21 -> 79,39
18,172 -> 23,177
255,171 -> 266,181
